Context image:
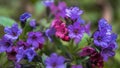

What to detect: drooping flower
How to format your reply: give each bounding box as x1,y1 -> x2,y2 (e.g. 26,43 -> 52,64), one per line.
19,12 -> 31,23
71,65 -> 83,68
17,40 -> 30,49
27,32 -> 45,49
24,47 -> 36,62
0,36 -> 13,53
16,47 -> 25,62
45,53 -> 65,68
6,46 -> 17,61
68,22 -> 84,43
90,52 -> 104,68
4,23 -> 22,40
29,19 -> 36,28
43,0 -> 54,7
65,7 -> 83,20
101,42 -> 117,61
45,27 -> 56,42
80,46 -> 95,57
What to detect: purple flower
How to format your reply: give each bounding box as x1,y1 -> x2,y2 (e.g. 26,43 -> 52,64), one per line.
4,23 -> 22,40
90,52 -> 104,68
84,23 -> 91,35
101,42 -> 117,61
80,46 -> 95,57
14,62 -> 21,68
17,40 -> 30,49
45,27 -> 56,42
45,53 -> 65,68
71,65 -> 83,68
6,46 -> 17,61
0,36 -> 13,53
68,22 -> 84,43
98,18 -> 112,32
20,12 -> 31,23
93,31 -> 111,48
29,19 -> 36,28
65,7 -> 83,20
27,32 -> 45,49
16,47 -> 25,62
24,47 -> 36,62
43,0 -> 54,7
57,2 -> 67,18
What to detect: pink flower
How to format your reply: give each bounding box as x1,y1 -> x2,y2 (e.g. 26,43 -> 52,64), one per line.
51,18 -> 70,41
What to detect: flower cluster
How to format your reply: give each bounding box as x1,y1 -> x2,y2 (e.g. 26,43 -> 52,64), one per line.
0,0 -> 118,68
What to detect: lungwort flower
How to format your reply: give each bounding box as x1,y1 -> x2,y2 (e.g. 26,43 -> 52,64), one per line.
4,23 -> 22,40
68,22 -> 84,43
45,53 -> 65,68
65,7 -> 83,20
27,32 -> 45,49
0,36 -> 13,53
24,47 -> 37,62
20,12 -> 31,23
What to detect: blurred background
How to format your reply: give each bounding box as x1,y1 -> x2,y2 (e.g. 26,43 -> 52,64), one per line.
0,0 -> 120,68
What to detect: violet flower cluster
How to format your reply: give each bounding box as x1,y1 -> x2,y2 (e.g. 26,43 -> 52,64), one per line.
0,0 -> 118,68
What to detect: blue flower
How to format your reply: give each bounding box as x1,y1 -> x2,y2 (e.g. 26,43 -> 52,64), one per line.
29,19 -> 36,28
4,23 -> 22,40
24,47 -> 36,62
45,53 -> 65,68
93,31 -> 111,48
20,12 -> 31,23
0,36 -> 13,53
101,42 -> 117,61
45,27 -> 56,42
42,0 -> 54,7
16,47 -> 25,62
98,18 -> 112,32
65,7 -> 83,20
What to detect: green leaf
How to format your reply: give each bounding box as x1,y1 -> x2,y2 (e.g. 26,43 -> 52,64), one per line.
0,16 -> 15,27
78,33 -> 90,47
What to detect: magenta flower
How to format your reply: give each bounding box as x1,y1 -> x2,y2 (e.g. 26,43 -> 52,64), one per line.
27,32 -> 45,49
45,53 -> 65,68
51,18 -> 70,41
90,52 -> 104,68
80,46 -> 95,57
6,46 -> 17,61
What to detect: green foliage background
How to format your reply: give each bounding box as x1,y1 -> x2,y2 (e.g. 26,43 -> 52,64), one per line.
0,0 -> 120,68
